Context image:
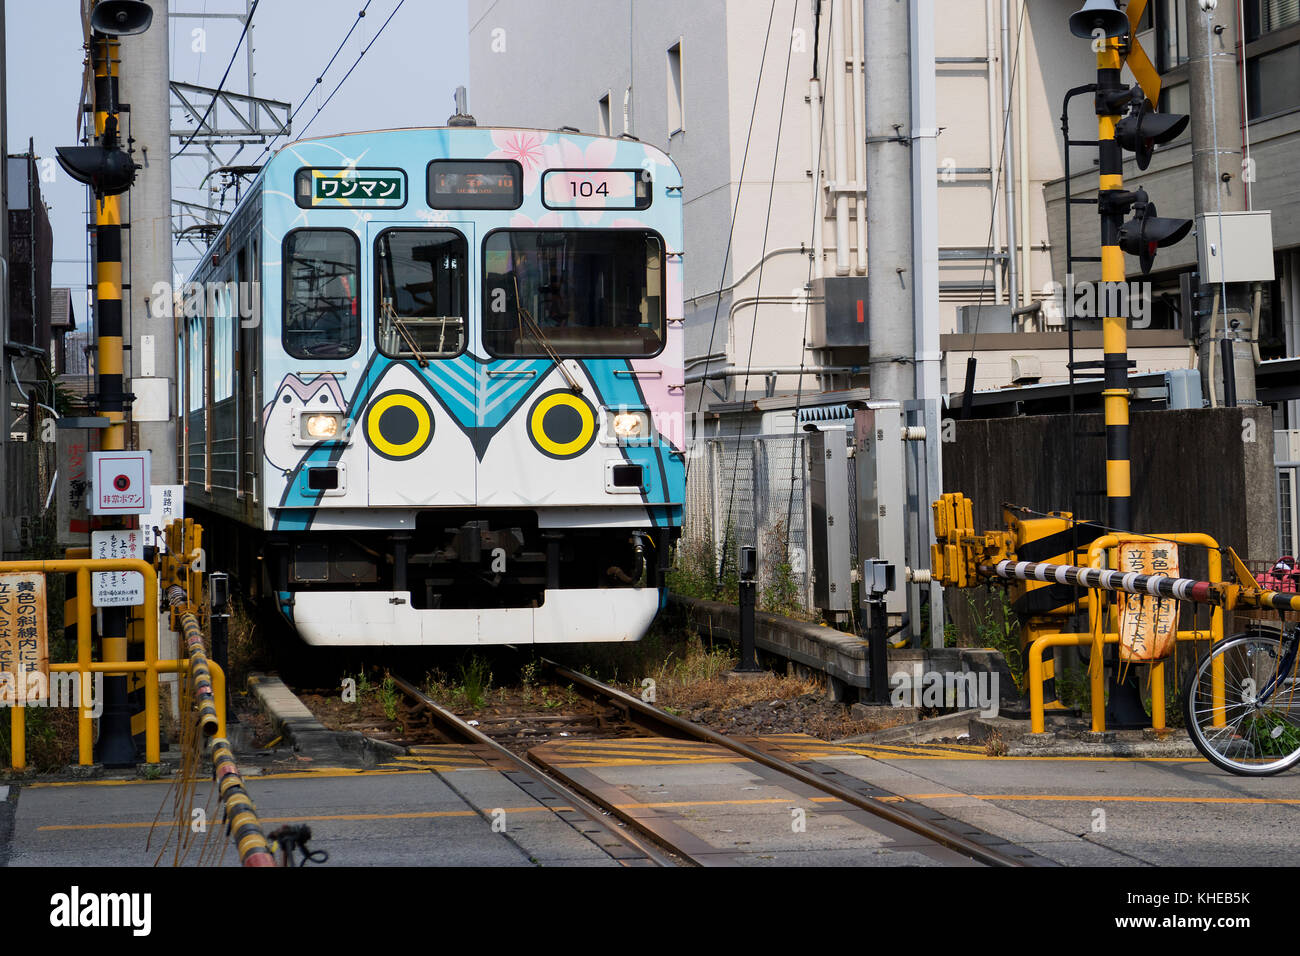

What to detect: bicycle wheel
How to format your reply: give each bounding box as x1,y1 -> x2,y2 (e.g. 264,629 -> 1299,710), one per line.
1183,631 -> 1300,776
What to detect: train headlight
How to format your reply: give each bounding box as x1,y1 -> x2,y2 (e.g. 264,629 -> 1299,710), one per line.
606,409 -> 651,443
612,412 -> 644,438
304,413 -> 342,440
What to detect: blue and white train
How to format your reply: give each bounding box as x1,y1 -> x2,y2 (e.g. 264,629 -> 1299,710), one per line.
177,125 -> 685,645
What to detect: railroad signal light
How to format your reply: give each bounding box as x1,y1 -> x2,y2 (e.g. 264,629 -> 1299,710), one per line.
1116,98 -> 1190,170
55,144 -> 138,198
1118,189 -> 1193,275
1068,0 -> 1128,39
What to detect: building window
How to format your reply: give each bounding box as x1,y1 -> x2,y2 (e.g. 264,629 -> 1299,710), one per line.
667,40 -> 684,136
1154,0 -> 1188,73
1246,0 -> 1300,40
1248,42 -> 1300,117
598,92 -> 612,135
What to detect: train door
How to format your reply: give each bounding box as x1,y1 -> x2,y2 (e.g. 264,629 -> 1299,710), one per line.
365,221 -> 476,506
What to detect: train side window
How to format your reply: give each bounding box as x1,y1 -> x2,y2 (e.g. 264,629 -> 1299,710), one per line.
374,229 -> 468,359
282,229 -> 360,359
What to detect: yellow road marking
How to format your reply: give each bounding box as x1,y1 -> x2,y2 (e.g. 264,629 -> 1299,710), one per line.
24,768 -> 427,788
38,805 -> 575,832
972,793 -> 1300,806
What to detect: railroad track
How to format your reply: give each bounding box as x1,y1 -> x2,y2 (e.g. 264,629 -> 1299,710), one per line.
385,673 -> 679,867
391,660 -> 1047,868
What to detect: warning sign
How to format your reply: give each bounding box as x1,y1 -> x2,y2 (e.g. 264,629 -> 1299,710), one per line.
138,484 -> 184,553
0,573 -> 49,704
1118,541 -> 1179,662
91,530 -> 145,607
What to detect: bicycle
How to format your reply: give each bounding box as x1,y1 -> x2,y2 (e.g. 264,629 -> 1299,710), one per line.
1183,622 -> 1300,776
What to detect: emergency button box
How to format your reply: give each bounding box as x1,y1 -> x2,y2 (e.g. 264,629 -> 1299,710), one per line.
91,450 -> 152,515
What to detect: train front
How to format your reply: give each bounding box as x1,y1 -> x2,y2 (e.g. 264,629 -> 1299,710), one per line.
260,127 -> 684,645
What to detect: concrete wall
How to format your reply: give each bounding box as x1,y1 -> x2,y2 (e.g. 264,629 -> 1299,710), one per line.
942,406 -> 1278,576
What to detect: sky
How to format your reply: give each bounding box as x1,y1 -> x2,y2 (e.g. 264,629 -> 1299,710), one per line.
5,0 -> 470,302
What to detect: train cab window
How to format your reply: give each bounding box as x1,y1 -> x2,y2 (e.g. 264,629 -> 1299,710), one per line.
375,229 -> 468,359
283,229 -> 360,359
482,229 -> 665,357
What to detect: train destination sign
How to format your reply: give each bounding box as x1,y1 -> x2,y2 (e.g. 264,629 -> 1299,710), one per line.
427,159 -> 522,209
296,167 -> 406,208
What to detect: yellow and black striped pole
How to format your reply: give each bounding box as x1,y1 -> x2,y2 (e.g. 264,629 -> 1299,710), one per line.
91,28 -> 137,766
1096,38 -> 1131,537
1093,30 -> 1152,728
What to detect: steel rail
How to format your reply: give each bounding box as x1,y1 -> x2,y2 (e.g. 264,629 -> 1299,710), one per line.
386,672 -> 680,867
540,658 -> 1028,868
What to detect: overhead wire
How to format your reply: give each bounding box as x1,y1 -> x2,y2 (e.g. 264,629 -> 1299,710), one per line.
686,0 -> 780,484
286,0 -> 408,145
717,0 -> 802,588
173,0 -> 260,160
785,1 -> 837,540
241,1 -> 377,168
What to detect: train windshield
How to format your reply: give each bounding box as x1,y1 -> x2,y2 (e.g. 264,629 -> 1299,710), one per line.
482,229 -> 665,357
283,229 -> 361,359
375,229 -> 468,359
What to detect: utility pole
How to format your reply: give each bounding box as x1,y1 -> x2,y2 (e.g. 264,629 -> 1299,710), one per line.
118,0 -> 174,483
1185,0 -> 1271,407
864,0 -> 913,408
0,5 -> 8,559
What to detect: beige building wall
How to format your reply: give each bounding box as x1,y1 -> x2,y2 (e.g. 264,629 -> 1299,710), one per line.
468,0 -> 1189,402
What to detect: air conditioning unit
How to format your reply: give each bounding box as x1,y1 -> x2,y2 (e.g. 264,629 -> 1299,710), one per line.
1010,354 -> 1041,385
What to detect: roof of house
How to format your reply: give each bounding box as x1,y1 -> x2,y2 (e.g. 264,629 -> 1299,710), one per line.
50,287 -> 76,331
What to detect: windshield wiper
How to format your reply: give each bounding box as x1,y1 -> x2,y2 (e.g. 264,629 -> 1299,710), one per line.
512,274 -> 581,393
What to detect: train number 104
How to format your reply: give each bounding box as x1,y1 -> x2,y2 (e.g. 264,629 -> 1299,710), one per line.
570,180 -> 609,197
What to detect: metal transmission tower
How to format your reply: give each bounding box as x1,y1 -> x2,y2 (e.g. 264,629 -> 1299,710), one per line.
169,1 -> 289,242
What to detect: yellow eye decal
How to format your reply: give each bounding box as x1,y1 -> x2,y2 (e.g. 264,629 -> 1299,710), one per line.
528,389 -> 597,459
365,389 -> 434,460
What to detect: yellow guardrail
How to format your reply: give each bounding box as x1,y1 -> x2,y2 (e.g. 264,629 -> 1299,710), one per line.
4,557 -> 224,771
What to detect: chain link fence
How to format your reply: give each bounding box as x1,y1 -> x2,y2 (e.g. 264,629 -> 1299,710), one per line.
682,434 -> 814,610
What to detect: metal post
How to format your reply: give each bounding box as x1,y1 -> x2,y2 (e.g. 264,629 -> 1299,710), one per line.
737,547 -> 760,672
862,558 -> 895,703
1219,337 -> 1237,407
209,571 -> 232,724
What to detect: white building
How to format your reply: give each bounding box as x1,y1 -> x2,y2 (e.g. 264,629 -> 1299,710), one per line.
467,0 -> 1290,417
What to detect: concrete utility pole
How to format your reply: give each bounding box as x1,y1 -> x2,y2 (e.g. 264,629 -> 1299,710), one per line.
1184,0 -> 1258,406
0,5 -> 8,553
863,0 -> 943,646
118,0 -> 174,481
864,0 -> 914,406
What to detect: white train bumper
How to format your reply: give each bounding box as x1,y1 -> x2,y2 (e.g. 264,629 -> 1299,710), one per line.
290,588 -> 661,646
